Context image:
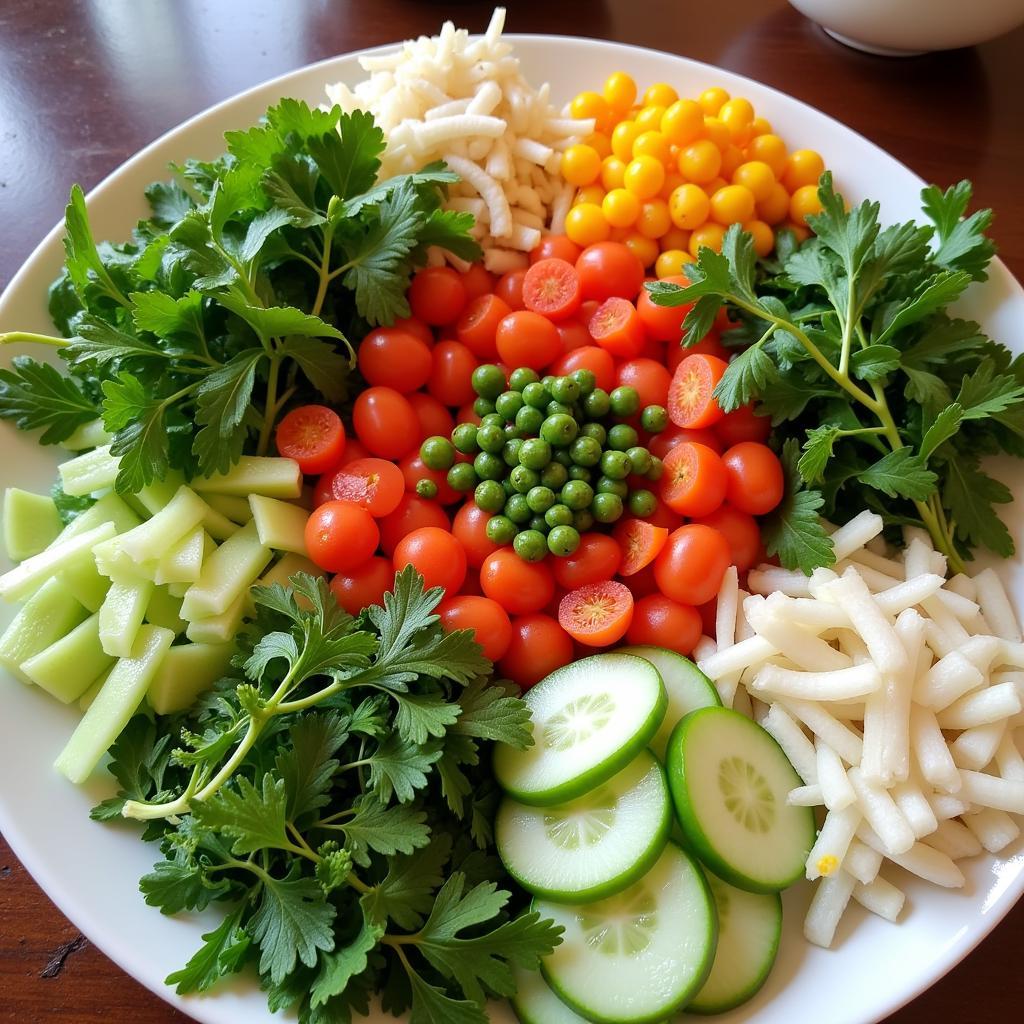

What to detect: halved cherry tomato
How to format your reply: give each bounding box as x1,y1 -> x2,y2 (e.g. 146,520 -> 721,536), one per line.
452,501 -> 501,568
480,549 -> 555,615
391,315 -> 433,345
408,266 -> 467,325
558,580 -> 634,647
437,595 -> 512,662
456,294 -> 512,359
654,524 -> 731,606
557,318 -> 592,353
625,594 -> 702,654
661,442 -> 728,517
353,387 -> 420,459
399,453 -> 460,505
550,345 -> 617,392
495,310 -> 562,370
461,263 -> 494,301
668,353 -> 728,428
428,340 -> 479,407
588,297 -> 646,358
330,556 -> 394,614
357,328 -> 433,393
393,526 -> 467,594
637,274 -> 692,342
531,234 -> 582,265
649,424 -> 723,461
329,457 -> 405,517
275,405 -> 346,475
614,518 -> 670,576
616,358 -> 672,408
305,501 -> 379,573
407,392 -> 454,440
666,334 -> 730,374
552,532 -> 623,589
494,269 -> 528,310
715,403 -> 772,446
638,498 -> 683,531
522,258 -> 582,321
575,241 -> 645,301
378,494 -> 450,555
694,504 -> 761,572
499,613 -> 574,688
722,442 -> 784,515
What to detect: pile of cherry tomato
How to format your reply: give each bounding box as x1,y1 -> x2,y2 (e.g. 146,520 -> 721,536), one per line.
278,236 -> 784,690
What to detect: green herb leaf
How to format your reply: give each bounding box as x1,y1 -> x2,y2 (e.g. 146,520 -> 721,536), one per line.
276,712 -> 350,820
102,372 -> 172,492
921,180 -> 995,281
166,905 -> 251,994
309,110 -> 385,200
277,335 -> 353,404
365,733 -> 442,805
859,447 -> 938,501
798,425 -> 841,484
713,343 -> 776,412
920,403 -> 964,459
310,904 -> 384,1008
192,774 -> 291,855
365,835 -> 453,931
850,345 -> 900,382
339,796 -> 431,868
944,456 -> 1015,557
955,360 -> 1024,420
763,440 -> 834,574
193,349 -> 265,476
873,270 -> 973,345
0,357 -> 98,443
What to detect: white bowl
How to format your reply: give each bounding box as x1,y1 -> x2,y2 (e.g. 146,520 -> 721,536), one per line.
788,0 -> 1024,55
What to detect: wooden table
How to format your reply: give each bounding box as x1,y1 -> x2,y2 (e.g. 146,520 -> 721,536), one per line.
0,1 -> 1021,1021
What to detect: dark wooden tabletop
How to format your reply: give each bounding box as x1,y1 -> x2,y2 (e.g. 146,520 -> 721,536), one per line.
1,1 -> 1022,1021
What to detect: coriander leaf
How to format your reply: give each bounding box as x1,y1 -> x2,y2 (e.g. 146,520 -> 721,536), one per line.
901,316 -> 986,368
340,796 -> 431,868
757,376 -> 836,425
346,695 -> 390,738
341,162 -> 459,219
390,691 -> 461,746
680,294 -> 722,348
806,173 -> 880,281
263,154 -> 325,228
130,290 -> 206,345
140,855 -> 230,915
167,210 -> 237,291
308,110 -> 384,200
366,835 -> 453,931
850,345 -> 900,382
191,774 -> 291,855
955,360 -> 1024,420
798,425 -> 841,484
859,447 -> 937,500
763,439 -> 834,574
62,315 -> 165,371
417,209 -> 483,263
873,270 -> 973,345
193,348 -> 264,476
91,715 -> 171,819
51,481 -> 93,526
449,678 -> 533,748
248,861 -> 336,985
0,356 -> 98,443
278,335 -> 353,404
713,343 -> 776,412
920,403 -> 964,459
365,733 -> 442,804
315,844 -> 353,894
265,97 -> 341,141
214,294 -> 347,347
310,904 -> 385,1008
921,180 -> 996,281
405,968 -> 485,1024
101,372 -> 172,492
435,736 -> 477,817
235,208 -> 294,265
62,183 -> 128,305
785,242 -> 842,297
719,223 -> 759,305
903,366 -> 952,411
944,456 -> 1014,557
166,905 -> 251,994
276,712 -> 350,820
145,180 -> 195,227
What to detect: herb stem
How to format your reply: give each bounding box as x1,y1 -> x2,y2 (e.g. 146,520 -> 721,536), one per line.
286,822 -> 322,864
347,872 -> 372,895
0,331 -> 70,348
311,224 -> 336,319
256,355 -> 283,457
838,276 -> 856,378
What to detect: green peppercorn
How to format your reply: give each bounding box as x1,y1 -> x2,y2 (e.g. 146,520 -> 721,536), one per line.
476,423 -> 505,454
514,529 -> 548,562
626,445 -> 652,475
474,479 -> 506,513
610,385 -> 640,417
479,412 -> 503,429
546,400 -> 573,417
515,404 -> 545,435
583,387 -> 611,418
504,493 -> 531,523
503,422 -> 523,442
540,461 -> 569,489
415,478 -> 438,499
592,491 -> 624,524
528,515 -> 551,534
628,489 -> 657,517
495,390 -> 524,420
486,515 -> 517,544
474,451 -> 505,481
542,375 -> 557,389
540,413 -> 579,447
550,376 -> 581,404
502,477 -> 516,496
580,421 -> 607,445
472,363 -> 507,399
473,396 -> 497,418
420,435 -> 455,470
568,464 -> 592,482
544,503 -> 574,528
569,435 -> 602,467
518,438 -> 552,470
600,449 -> 632,480
522,381 -> 551,409
447,462 -> 477,492
508,367 -> 540,392
641,404 -> 668,433
547,524 -> 581,557
572,509 -> 595,531
571,368 -> 597,394
596,476 -> 629,498
451,423 -> 479,455
608,423 -> 639,451
526,485 -> 556,514
553,448 -> 574,467
561,479 -> 595,511
503,437 -> 524,467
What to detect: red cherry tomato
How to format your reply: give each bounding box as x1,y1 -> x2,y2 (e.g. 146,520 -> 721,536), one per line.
391,315 -> 433,345
495,310 -> 562,371
399,453 -> 460,505
575,242 -> 645,301
637,274 -> 692,342
460,263 -> 494,301
558,580 -> 634,647
393,526 -> 467,594
456,403 -> 482,426
378,494 -> 450,555
649,424 -> 723,461
456,294 -> 512,360
552,532 -> 623,589
460,570 -> 484,596
428,340 -> 479,407
499,613 -> 574,689
329,457 -> 405,517
715,403 -> 772,446
522,258 -> 582,321
341,438 -> 372,464
667,334 -> 730,374
614,518 -> 670,576
437,595 -> 512,662
550,345 -> 617,392
452,501 -> 501,568
556,318 -> 592,354
660,442 -> 728,517
623,560 -> 660,599
625,594 -> 702,655
531,235 -> 582,264
693,504 -> 761,573
588,297 -> 646,358
275,405 -> 345,475
668,353 -> 728,428
638,498 -> 683,531
305,501 -> 380,573
697,597 -> 718,638
407,392 -> 455,440
494,269 -> 528,310
313,472 -> 335,507
721,442 -> 785,515
353,387 -> 420,459
480,549 -> 555,615
654,524 -> 731,606
408,266 -> 467,325
616,358 -> 672,409
357,328 -> 433,393
330,556 -> 394,614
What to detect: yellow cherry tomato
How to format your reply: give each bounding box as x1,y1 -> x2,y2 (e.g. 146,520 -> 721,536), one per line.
702,117 -> 731,151
661,226 -> 690,251
585,131 -> 612,159
603,71 -> 638,114
703,176 -> 729,196
783,149 -> 826,192
661,99 -> 705,147
602,188 -> 641,228
643,82 -> 679,108
750,116 -> 773,137
678,140 -> 722,185
745,134 -> 788,177
710,184 -> 756,225
782,220 -> 812,243
611,120 -> 643,162
577,184 -> 606,206
601,156 -> 627,191
789,184 -> 824,226
608,225 -> 631,243
635,104 -> 666,133
660,170 -> 685,199
690,222 -> 726,256
561,144 -> 602,187
565,203 -> 611,247
637,198 -> 672,239
624,155 -> 666,200
632,130 -> 672,165
719,144 -> 744,179
623,232 -> 660,268
718,97 -> 755,142
698,86 -> 729,116
571,91 -> 612,133
733,160 -> 776,203
669,183 -> 711,230
758,182 -> 791,225
656,248 -> 693,278
744,219 -> 775,257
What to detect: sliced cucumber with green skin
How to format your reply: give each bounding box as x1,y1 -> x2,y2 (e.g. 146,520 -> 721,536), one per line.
510,965 -> 593,1024
493,653 -> 666,806
688,874 -> 782,1014
538,842 -> 716,1024
667,706 -> 815,893
619,645 -> 720,760
497,749 -> 671,903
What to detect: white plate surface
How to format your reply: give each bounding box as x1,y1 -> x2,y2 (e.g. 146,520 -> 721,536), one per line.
1,34 -> 1022,1024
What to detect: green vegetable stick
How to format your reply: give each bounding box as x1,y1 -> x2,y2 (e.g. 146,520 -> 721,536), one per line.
3,488 -> 63,561
0,522 -> 115,603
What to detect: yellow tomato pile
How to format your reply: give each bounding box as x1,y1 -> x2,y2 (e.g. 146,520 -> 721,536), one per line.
560,73 -> 827,277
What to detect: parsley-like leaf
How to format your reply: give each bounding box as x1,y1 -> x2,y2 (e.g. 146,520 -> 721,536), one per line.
0,357 -> 98,443
166,905 -> 251,994
339,796 -> 431,868
859,447 -> 938,501
944,456 -> 1015,557
192,774 -> 291,855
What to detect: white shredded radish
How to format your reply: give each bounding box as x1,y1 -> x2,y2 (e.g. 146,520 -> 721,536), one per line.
752,662 -> 880,702
963,808 -> 1020,853
924,818 -> 983,860
928,792 -> 971,821
853,875 -> 905,923
950,721 -> 1007,771
843,840 -> 883,885
873,574 -> 945,617
829,511 -> 884,561
858,826 -> 964,888
788,784 -> 824,806
936,682 -> 1022,730
747,567 -> 813,598
816,740 -> 857,810
761,704 -> 818,784
804,870 -> 856,948
826,570 -> 908,675
783,699 -> 864,766
909,704 -> 962,793
699,634 -> 776,681
974,568 -> 1022,642
995,731 -> 1024,780
692,634 -> 718,663
805,804 -> 861,881
848,767 -> 915,856
914,650 -> 985,711
891,779 -> 938,839
957,769 -> 1024,814
746,602 -> 852,672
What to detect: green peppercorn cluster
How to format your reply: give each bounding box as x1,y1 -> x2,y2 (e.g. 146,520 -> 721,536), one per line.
417,364 -> 668,562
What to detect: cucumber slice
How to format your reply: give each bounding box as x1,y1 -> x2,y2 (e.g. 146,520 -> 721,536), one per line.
57,558 -> 112,612
185,592 -> 247,644
204,493 -> 254,524
98,578 -> 154,658
0,522 -> 115,603
0,579 -> 88,683
538,843 -> 716,1024
496,749 -> 670,903
493,653 -> 666,806
135,472 -> 186,515
148,641 -> 235,714
249,494 -> 309,555
55,492 -> 141,541
510,966 -> 592,1024
58,445 -> 120,496
200,501 -> 239,542
145,587 -> 187,635
59,418 -> 112,451
78,671 -> 108,712
20,612 -> 116,703
620,645 -> 720,760
181,520 -> 272,620
119,486 -> 208,563
192,456 -> 302,499
3,488 -> 63,561
666,706 -> 815,893
154,526 -> 207,585
688,874 -> 782,1014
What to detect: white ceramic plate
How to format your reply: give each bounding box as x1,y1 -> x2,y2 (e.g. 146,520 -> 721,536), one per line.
1,34 -> 1022,1024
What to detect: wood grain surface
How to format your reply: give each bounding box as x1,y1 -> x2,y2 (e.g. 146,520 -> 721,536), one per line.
0,2 -> 1022,1022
